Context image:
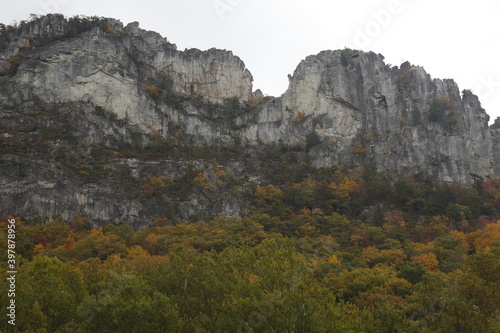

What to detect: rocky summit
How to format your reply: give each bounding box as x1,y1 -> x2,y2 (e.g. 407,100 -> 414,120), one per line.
1,15 -> 499,225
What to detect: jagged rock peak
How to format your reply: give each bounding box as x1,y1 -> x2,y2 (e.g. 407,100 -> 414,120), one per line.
275,48 -> 496,183
0,14 -> 253,104
0,15 -> 498,185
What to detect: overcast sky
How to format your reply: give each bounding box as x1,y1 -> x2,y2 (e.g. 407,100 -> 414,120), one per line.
1,0 -> 499,123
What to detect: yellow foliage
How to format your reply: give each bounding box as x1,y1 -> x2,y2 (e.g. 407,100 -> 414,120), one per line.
143,81 -> 159,97
33,243 -> 46,256
175,128 -> 183,140
427,215 -> 451,236
143,233 -> 160,254
435,96 -> 457,109
153,176 -> 170,188
211,167 -> 231,187
247,96 -> 266,104
63,236 -> 76,252
89,227 -> 104,237
192,172 -> 215,189
412,252 -> 439,271
327,254 -> 342,265
381,249 -> 406,267
105,24 -> 115,36
411,241 -> 435,254
353,141 -> 367,154
298,207 -> 312,217
361,246 -> 379,263
212,167 -> 227,178
141,176 -> 171,198
450,230 -> 470,251
255,185 -> 284,205
328,176 -> 359,211
126,245 -> 150,259
337,178 -> 359,196
472,221 -> 500,250
349,233 -> 367,247
248,273 -> 259,285
8,52 -> 23,66
384,276 -> 412,298
318,234 -> 338,245
293,179 -> 317,193
103,254 -> 125,269
291,111 -> 304,123
361,247 -> 406,267
153,217 -> 169,227
295,222 -> 316,238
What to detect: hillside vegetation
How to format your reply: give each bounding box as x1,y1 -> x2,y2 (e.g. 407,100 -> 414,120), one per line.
1,14 -> 500,332
2,169 -> 500,332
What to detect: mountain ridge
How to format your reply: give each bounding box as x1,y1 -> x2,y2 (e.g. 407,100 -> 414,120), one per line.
1,14 -> 499,225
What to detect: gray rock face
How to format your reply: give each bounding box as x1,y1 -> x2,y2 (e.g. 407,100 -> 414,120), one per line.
1,15 -> 499,225
264,50 -> 496,183
1,15 -> 253,134
234,49 -> 497,183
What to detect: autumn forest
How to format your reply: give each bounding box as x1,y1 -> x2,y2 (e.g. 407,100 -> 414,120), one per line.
1,164 -> 500,333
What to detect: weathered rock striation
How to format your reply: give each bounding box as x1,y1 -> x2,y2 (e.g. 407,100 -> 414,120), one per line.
1,15 -> 499,225
270,50 -> 498,183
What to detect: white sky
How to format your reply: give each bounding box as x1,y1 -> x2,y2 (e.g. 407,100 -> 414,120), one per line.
1,0 -> 499,123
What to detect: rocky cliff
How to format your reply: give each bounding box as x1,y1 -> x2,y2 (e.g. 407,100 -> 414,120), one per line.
1,15 -> 499,225
272,50 -> 499,183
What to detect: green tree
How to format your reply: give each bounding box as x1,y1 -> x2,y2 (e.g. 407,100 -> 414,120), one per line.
78,271 -> 182,332
408,255 -> 500,333
397,262 -> 427,284
15,256 -> 87,332
428,96 -> 459,130
305,129 -> 321,150
70,228 -> 128,260
44,217 -> 72,248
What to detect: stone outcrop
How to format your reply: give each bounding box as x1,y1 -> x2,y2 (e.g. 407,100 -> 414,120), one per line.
254,50 -> 496,183
1,15 -> 253,132
1,15 -> 499,225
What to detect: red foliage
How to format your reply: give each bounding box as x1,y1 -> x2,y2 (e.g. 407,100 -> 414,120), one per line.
34,234 -> 49,246
477,216 -> 495,226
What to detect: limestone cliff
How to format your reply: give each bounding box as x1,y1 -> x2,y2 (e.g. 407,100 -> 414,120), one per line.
1,15 -> 498,225
255,50 -> 497,183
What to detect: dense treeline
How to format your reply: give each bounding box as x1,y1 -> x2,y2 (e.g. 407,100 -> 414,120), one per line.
1,170 -> 500,332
